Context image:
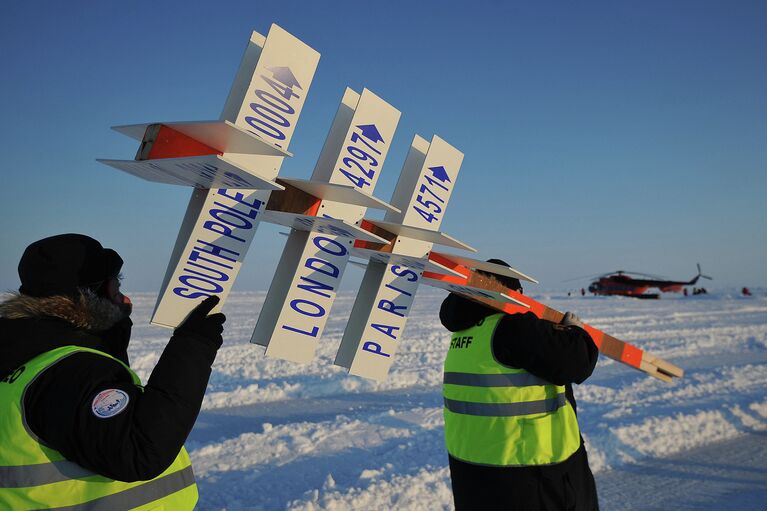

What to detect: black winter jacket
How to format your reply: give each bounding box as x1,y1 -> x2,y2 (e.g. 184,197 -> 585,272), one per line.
0,291 -> 220,482
440,293 -> 600,511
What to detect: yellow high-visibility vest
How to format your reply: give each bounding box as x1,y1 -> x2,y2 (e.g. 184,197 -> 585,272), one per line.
443,313 -> 581,466
0,345 -> 198,510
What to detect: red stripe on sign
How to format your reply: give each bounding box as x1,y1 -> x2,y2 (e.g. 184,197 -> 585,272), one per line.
501,303 -> 530,315
422,271 -> 468,285
583,326 -> 604,349
428,253 -> 470,278
356,221 -> 381,249
305,199 -> 321,217
620,343 -> 643,368
146,125 -> 222,160
504,289 -> 546,316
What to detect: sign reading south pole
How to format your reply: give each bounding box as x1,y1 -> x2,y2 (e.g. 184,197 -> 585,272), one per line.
151,24 -> 320,328
251,88 -> 401,363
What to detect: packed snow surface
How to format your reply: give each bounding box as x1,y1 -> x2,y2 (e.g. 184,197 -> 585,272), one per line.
126,290 -> 767,510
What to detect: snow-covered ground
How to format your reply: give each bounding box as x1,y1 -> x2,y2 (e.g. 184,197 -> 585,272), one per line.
127,289 -> 767,510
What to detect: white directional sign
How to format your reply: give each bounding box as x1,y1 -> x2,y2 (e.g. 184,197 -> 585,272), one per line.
251,88 -> 401,363
99,120 -> 292,189
98,154 -> 286,190
148,24 -> 320,328
96,23 -> 679,386
335,135 -> 464,380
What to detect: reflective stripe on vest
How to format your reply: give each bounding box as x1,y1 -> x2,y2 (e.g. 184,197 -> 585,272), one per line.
45,466 -> 195,511
444,371 -> 552,387
0,345 -> 198,510
444,393 -> 567,416
0,460 -> 95,488
443,313 -> 582,466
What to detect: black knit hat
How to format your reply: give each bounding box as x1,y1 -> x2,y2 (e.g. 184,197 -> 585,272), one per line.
484,258 -> 522,291
18,234 -> 123,297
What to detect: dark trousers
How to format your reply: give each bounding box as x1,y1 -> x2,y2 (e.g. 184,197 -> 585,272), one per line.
448,444 -> 599,511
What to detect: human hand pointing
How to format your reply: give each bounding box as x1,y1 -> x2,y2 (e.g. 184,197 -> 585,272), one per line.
174,296 -> 227,347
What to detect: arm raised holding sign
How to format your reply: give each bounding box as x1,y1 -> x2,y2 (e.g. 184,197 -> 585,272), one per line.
0,234 -> 225,509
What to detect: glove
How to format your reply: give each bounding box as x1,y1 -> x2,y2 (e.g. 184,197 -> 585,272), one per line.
561,311 -> 584,329
174,296 -> 226,347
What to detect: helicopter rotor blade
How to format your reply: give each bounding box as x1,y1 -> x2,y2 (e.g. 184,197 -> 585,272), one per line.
561,272 -> 611,283
627,272 -> 669,280
607,270 -> 670,280
696,263 -> 713,280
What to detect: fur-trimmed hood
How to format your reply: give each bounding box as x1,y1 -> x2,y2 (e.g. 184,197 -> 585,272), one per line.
0,289 -> 126,332
0,289 -> 131,379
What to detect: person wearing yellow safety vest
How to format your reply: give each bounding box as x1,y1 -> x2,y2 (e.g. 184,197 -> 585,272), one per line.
0,233 -> 226,510
440,259 -> 599,511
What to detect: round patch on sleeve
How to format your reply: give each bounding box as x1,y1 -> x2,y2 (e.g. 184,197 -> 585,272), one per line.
91,389 -> 130,419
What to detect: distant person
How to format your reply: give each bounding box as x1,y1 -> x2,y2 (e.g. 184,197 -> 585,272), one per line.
683,288 -> 688,296
439,259 -> 599,510
581,287 -> 586,296
742,287 -> 752,296
0,234 -> 226,509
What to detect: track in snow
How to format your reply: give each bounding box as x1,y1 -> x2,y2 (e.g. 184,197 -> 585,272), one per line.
124,289 -> 767,510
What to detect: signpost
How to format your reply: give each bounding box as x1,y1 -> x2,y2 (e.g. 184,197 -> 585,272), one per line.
334,135 -> 468,381
100,23 -> 683,384
101,24 -> 320,328
421,263 -> 684,382
251,88 -> 401,363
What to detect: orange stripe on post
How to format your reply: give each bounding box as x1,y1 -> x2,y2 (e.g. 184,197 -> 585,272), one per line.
304,199 -> 321,217
428,253 -> 471,278
145,125 -> 222,160
583,326 -> 604,350
423,265 -> 669,379
354,222 -> 375,248
620,343 -> 643,369
353,220 -> 376,249
502,289 -> 546,317
359,220 -> 376,232
500,303 -> 531,315
491,287 -> 611,355
422,271 -> 468,285
355,220 -> 394,250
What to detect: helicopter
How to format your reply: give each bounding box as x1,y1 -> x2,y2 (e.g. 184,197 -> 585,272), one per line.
585,264 -> 712,298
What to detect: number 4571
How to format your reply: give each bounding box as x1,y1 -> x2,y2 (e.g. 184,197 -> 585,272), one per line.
412,184 -> 444,223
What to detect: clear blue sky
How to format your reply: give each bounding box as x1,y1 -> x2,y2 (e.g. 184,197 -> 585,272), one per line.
1,0 -> 765,292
